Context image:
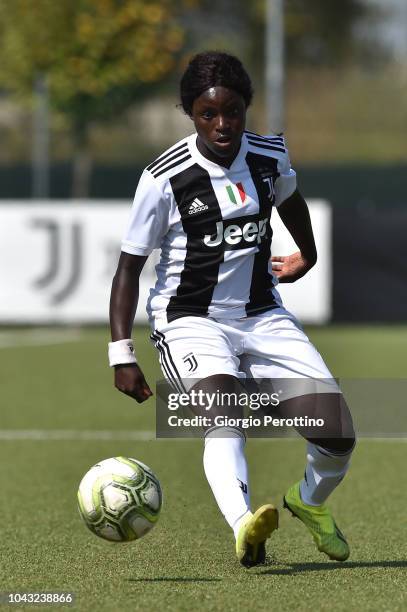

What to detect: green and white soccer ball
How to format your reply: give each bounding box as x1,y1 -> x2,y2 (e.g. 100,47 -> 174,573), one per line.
77,457 -> 162,542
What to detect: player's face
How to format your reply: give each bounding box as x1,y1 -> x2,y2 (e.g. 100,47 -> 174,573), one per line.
191,86 -> 246,167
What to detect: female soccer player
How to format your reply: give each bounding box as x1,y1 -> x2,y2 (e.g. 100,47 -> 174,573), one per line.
109,51 -> 355,567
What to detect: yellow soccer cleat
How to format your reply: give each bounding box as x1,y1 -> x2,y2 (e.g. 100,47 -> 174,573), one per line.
283,482 -> 350,561
236,504 -> 279,568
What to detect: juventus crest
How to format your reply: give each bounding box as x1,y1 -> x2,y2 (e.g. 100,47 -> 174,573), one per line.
257,166 -> 277,204
262,176 -> 275,203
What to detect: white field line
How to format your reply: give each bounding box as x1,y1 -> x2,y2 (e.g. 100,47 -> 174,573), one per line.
0,328 -> 83,349
0,430 -> 405,441
0,430 -> 156,441
253,436 -> 407,442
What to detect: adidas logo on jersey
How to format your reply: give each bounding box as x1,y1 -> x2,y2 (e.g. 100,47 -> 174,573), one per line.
188,198 -> 208,215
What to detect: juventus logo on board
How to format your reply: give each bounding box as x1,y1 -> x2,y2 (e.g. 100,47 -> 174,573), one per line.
182,352 -> 198,373
31,218 -> 83,305
237,478 -> 248,494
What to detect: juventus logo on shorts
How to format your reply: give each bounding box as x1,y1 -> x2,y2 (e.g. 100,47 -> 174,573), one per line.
182,352 -> 198,373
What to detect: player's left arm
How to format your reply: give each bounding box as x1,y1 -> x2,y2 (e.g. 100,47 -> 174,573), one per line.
271,188 -> 317,283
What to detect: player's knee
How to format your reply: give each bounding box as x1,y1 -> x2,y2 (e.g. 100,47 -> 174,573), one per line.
333,436 -> 356,454
314,435 -> 356,455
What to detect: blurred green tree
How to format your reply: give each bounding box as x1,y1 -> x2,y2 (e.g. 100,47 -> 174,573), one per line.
284,0 -> 383,66
247,0 -> 383,72
0,0 -> 196,196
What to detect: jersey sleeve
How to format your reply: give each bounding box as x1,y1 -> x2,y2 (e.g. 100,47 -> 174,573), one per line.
121,170 -> 170,256
273,139 -> 297,207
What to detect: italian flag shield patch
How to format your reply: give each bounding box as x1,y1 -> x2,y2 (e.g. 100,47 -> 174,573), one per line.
226,182 -> 246,205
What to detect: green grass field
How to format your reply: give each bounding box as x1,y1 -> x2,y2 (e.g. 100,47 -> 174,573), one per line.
0,326 -> 406,612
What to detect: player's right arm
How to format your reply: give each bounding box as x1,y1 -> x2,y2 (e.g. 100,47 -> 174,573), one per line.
109,168 -> 170,403
109,252 -> 153,403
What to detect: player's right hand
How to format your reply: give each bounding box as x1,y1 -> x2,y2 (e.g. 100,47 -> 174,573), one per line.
114,363 -> 153,403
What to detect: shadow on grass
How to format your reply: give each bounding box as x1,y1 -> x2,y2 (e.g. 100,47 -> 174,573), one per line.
257,560 -> 407,575
128,577 -> 222,583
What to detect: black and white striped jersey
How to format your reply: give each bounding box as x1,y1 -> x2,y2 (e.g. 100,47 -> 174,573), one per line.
122,131 -> 297,324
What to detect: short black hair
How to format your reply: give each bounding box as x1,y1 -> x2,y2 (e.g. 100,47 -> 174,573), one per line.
180,51 -> 253,116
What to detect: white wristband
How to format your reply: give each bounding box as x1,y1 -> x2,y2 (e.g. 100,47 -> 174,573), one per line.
108,339 -> 137,367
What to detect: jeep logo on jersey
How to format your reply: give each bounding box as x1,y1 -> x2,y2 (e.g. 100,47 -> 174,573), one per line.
203,217 -> 269,248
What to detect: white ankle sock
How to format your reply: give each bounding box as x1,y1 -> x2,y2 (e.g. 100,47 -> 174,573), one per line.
232,510 -> 253,539
203,427 -> 251,534
300,442 -> 353,506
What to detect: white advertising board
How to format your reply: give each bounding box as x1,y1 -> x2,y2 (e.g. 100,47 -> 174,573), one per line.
271,199 -> 332,323
0,200 -> 331,324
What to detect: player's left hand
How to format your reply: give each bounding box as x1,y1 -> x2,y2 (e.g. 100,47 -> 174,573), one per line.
271,251 -> 314,283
